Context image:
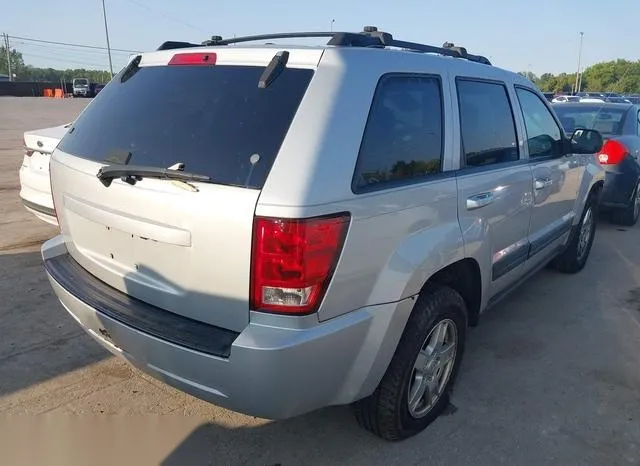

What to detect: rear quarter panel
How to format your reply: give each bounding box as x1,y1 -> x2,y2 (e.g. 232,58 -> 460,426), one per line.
257,49 -> 465,322
574,155 -> 606,216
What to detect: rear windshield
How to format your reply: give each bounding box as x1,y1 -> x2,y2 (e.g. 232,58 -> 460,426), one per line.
58,63 -> 313,189
553,106 -> 627,136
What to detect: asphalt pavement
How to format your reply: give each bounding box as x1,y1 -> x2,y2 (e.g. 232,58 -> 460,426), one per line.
1,97 -> 639,466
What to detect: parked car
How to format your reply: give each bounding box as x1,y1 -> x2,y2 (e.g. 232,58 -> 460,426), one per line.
72,77 -> 93,97
19,123 -> 70,225
623,95 -> 640,104
552,95 -> 581,103
604,97 -> 631,104
94,84 -> 105,95
42,27 -> 605,441
553,102 -> 640,225
576,91 -> 610,100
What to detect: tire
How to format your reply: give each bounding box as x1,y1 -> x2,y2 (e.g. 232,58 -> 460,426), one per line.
552,192 -> 598,274
611,179 -> 640,227
353,285 -> 467,441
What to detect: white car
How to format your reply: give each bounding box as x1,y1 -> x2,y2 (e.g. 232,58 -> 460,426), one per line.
552,95 -> 580,103
19,123 -> 71,225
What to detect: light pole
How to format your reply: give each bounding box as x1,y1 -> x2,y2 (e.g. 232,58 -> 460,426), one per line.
330,19 -> 335,32
101,0 -> 114,77
574,32 -> 584,94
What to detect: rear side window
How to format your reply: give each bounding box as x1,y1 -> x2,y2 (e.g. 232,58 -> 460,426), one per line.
457,79 -> 519,167
57,64 -> 313,189
352,75 -> 444,193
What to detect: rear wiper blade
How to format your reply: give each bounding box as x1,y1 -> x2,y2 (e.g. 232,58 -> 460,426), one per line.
258,51 -> 289,89
97,164 -> 211,187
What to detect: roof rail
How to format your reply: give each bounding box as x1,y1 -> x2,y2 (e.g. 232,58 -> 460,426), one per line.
195,26 -> 491,65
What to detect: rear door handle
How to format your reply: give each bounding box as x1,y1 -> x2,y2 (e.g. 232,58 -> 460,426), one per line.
466,192 -> 494,210
534,177 -> 553,190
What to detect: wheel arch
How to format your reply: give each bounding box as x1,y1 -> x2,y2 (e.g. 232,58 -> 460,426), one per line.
419,257 -> 483,327
574,162 -> 605,225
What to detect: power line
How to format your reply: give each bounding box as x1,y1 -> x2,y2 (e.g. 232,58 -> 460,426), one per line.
7,34 -> 139,53
20,51 -> 125,69
12,40 -> 132,56
121,0 -> 207,33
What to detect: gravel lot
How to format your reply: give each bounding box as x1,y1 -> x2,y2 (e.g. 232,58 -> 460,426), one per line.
1,97 -> 640,465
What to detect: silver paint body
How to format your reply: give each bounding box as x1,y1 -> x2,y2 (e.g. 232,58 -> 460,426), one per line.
43,45 -> 605,419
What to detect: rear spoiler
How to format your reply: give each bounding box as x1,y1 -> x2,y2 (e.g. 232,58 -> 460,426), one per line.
157,41 -> 201,51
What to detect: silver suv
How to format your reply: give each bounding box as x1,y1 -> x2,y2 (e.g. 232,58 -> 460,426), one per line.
42,28 -> 605,440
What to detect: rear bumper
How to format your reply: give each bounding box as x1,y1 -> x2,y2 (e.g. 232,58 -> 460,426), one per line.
600,164 -> 639,209
19,165 -> 57,225
22,199 -> 58,225
42,236 -> 413,419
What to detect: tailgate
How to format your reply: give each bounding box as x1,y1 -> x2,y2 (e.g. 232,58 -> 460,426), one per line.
52,152 -> 258,332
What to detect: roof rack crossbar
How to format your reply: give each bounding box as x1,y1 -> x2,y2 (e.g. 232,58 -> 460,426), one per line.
163,27 -> 491,66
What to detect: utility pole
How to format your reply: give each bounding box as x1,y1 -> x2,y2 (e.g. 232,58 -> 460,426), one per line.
101,0 -> 114,77
573,32 -> 584,94
3,33 -> 12,81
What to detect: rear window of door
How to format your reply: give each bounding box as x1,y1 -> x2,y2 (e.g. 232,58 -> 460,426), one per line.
515,87 -> 563,158
352,74 -> 444,193
456,79 -> 519,167
57,63 -> 314,189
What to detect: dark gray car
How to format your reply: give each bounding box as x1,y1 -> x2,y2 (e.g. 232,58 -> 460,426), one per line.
553,102 -> 640,225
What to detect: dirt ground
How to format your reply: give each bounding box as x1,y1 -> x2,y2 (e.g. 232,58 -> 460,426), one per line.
1,97 -> 639,465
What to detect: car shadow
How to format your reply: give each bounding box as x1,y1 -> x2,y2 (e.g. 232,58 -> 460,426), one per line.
0,247 -> 108,397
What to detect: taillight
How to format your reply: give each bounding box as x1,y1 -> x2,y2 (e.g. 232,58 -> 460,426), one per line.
597,139 -> 628,165
250,213 -> 350,315
24,139 -> 34,157
168,52 -> 217,66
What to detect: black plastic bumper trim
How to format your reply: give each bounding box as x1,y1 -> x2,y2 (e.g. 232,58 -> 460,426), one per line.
44,252 -> 239,358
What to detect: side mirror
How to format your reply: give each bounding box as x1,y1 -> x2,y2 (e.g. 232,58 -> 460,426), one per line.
569,129 -> 603,154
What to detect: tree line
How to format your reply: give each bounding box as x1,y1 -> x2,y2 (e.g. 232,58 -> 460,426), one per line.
1,46 -> 112,83
520,59 -> 640,94
2,44 -> 640,93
